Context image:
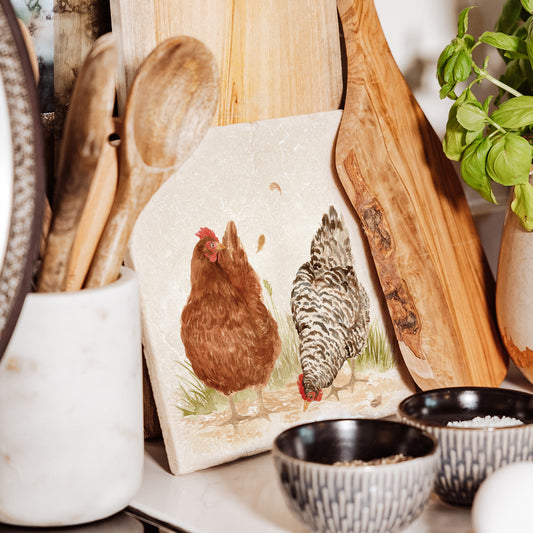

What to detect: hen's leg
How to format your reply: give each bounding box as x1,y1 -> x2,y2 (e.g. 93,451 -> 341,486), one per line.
347,358 -> 368,390
220,394 -> 250,429
249,389 -> 271,421
326,360 -> 367,399
325,382 -> 343,400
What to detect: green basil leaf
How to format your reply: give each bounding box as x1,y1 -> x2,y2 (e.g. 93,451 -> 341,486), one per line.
482,95 -> 494,114
486,133 -> 532,185
462,87 -> 480,105
442,54 -> 458,84
496,0 -> 524,34
456,102 -> 488,131
500,57 -> 533,96
439,82 -> 457,100
463,34 -> 476,50
458,7 -> 473,38
522,0 -> 533,13
525,17 -> 533,70
519,56 -> 533,88
490,95 -> 533,128
437,43 -> 457,73
443,108 -> 481,161
443,121 -> 468,161
480,31 -> 528,56
460,138 -> 497,203
454,49 -> 473,81
500,58 -> 529,94
502,50 -> 528,60
511,182 -> 533,230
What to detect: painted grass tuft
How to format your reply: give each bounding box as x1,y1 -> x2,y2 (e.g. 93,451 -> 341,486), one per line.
263,279 -> 300,390
353,320 -> 395,372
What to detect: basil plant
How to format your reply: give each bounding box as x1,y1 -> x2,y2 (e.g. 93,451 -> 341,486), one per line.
437,0 -> 533,230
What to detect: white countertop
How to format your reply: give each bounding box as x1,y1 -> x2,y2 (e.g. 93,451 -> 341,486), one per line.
130,364 -> 533,533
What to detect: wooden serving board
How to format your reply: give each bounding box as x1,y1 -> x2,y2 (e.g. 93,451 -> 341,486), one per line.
110,0 -> 343,438
109,0 -> 343,124
335,0 -> 508,389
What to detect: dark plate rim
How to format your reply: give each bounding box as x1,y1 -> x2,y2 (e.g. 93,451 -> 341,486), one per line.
0,0 -> 44,359
272,417 -> 439,467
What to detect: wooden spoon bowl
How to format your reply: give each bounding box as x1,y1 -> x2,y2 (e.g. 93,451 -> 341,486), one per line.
85,36 -> 219,288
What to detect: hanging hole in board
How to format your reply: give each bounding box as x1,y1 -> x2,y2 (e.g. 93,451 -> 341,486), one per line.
108,131 -> 121,147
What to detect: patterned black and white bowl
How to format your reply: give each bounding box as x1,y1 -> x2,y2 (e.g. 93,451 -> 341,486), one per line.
398,387 -> 533,506
272,418 -> 438,533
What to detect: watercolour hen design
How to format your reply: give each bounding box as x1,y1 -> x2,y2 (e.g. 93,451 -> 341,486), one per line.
291,206 -> 371,409
180,222 -> 281,427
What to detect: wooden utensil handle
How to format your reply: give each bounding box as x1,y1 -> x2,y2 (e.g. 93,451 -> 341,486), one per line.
37,33 -> 117,292
83,200 -> 134,288
64,139 -> 119,291
84,163 -> 167,288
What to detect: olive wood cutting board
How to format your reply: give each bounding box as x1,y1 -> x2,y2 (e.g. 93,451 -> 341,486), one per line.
109,0 -> 343,124
335,0 -> 508,389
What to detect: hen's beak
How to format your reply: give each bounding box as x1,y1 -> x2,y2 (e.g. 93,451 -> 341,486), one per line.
216,243 -> 227,251
303,401 -> 310,412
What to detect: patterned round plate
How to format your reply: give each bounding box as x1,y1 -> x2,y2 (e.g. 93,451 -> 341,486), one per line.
0,0 -> 44,359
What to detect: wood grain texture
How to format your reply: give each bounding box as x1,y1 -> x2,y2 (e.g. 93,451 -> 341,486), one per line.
54,0 -> 111,145
64,135 -> 119,291
110,0 -> 343,124
84,36 -> 219,288
37,33 -> 117,292
109,1 -> 342,439
335,0 -> 508,389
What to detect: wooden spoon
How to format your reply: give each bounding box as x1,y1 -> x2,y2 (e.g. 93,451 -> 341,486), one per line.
335,0 -> 508,389
17,19 -> 39,83
63,121 -> 120,291
84,36 -> 219,288
37,32 -> 118,292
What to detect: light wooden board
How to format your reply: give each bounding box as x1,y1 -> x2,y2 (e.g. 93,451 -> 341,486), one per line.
110,0 -> 343,439
335,0 -> 508,389
109,0 -> 343,124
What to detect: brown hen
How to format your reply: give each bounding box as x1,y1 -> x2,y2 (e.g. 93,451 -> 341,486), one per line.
180,222 -> 281,427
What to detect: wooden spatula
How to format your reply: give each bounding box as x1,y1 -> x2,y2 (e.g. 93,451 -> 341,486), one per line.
63,130 -> 119,292
335,0 -> 508,389
37,32 -> 117,292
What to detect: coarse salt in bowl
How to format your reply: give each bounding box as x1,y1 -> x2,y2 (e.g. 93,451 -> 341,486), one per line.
398,387 -> 533,506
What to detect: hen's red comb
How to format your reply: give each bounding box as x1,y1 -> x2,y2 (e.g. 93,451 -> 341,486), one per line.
195,227 -> 218,240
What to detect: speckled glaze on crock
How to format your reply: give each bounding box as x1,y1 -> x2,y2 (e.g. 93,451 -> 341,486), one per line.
0,267 -> 144,526
496,181 -> 533,385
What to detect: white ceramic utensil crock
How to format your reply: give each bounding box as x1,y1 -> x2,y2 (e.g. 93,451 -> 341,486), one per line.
0,266 -> 143,526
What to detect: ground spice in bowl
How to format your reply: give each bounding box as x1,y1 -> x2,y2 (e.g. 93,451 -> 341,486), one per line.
333,453 -> 412,466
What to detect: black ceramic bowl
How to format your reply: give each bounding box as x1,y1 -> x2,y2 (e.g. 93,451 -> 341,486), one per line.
398,387 -> 533,506
272,418 -> 438,533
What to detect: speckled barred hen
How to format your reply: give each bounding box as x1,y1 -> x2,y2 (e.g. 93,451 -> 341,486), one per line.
291,206 -> 370,409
